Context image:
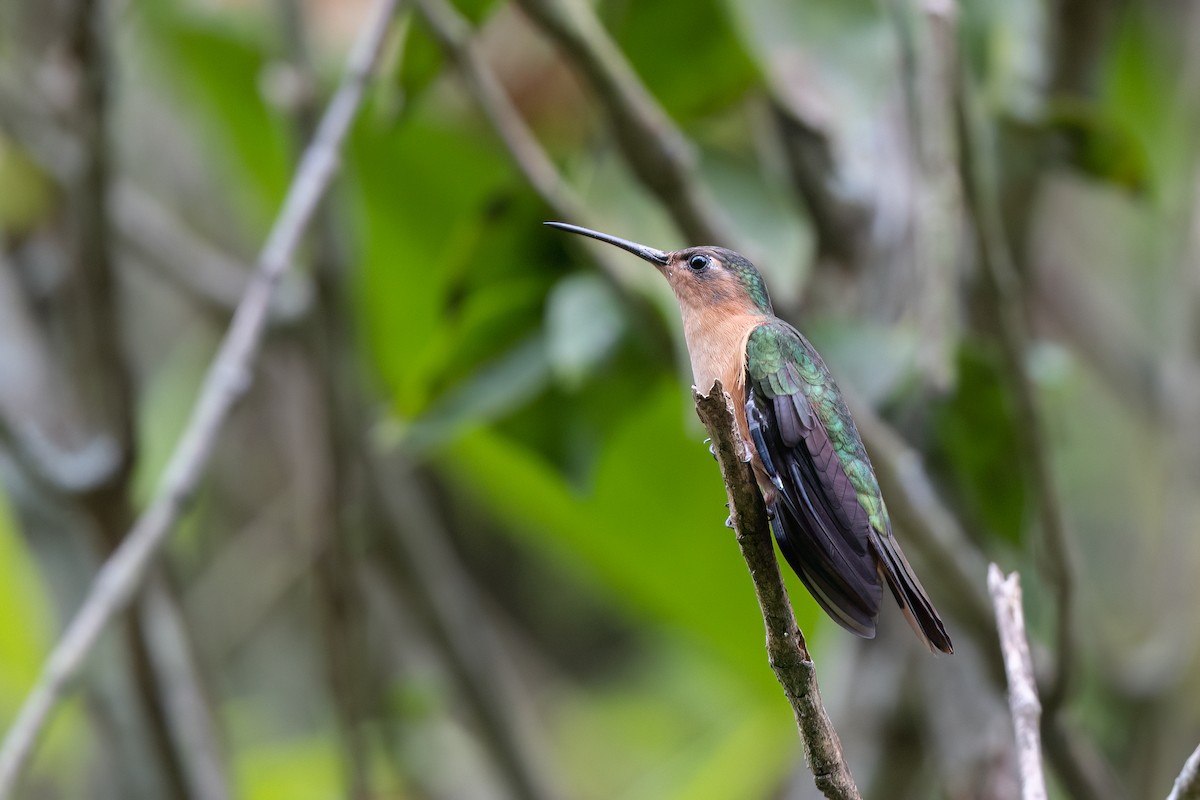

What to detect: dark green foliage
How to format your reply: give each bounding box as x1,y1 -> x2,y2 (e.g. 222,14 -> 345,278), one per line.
933,343 -> 1028,546
602,0 -> 762,120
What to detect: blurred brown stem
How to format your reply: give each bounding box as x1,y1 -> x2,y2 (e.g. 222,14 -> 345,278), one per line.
694,381 -> 861,800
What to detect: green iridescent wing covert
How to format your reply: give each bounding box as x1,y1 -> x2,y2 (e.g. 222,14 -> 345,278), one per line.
744,322 -> 952,653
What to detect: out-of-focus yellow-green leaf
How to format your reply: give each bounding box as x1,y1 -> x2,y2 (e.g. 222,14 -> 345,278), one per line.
1044,98 -> 1151,194
0,491 -> 51,713
235,736 -> 341,800
0,492 -> 85,788
0,135 -> 56,236
551,641 -> 792,800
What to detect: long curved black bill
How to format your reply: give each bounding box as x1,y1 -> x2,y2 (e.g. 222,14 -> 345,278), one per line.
544,222 -> 669,266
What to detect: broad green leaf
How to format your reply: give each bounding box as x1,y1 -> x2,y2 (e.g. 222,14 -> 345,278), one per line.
346,111 -> 519,414
396,335 -> 551,454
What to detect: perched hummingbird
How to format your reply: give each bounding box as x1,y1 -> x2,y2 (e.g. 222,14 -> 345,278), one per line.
546,222 -> 953,653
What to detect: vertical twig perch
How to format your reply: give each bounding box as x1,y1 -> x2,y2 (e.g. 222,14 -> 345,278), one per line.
988,564 -> 1048,800
694,382 -> 861,800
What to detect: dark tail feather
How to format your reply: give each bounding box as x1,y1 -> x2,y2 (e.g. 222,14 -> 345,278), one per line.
871,534 -> 953,654
770,499 -> 882,639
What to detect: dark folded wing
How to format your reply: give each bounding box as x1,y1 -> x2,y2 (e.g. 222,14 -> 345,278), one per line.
744,328 -> 882,637
745,322 -> 952,652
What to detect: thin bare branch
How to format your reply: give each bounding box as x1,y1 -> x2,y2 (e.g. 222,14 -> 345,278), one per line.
411,0 -> 648,293
512,0 -> 740,250
694,381 -> 861,800
988,565 -> 1048,800
0,1 -> 401,793
1167,743 -> 1200,800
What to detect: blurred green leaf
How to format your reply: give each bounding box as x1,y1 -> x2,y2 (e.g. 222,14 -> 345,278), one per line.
137,0 -> 293,221
396,335 -> 551,453
932,343 -> 1027,545
1100,11 -> 1189,200
0,491 -> 51,715
347,111 -> 519,414
0,135 -> 56,235
603,0 -> 762,121
0,492 -> 84,787
552,643 -> 792,800
398,0 -> 499,108
1045,98 -> 1151,193
235,736 -> 341,800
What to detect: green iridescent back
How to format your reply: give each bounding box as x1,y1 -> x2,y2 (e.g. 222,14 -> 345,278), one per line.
746,322 -> 889,535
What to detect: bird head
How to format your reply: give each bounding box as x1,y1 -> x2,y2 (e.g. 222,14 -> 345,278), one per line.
545,222 -> 773,317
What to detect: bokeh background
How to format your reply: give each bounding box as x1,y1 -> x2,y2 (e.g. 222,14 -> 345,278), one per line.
1,0 -> 1199,797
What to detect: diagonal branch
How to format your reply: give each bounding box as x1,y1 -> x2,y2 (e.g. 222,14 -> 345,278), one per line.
694,381 -> 861,800
512,0 -> 739,250
409,0 -> 629,288
0,1 -> 402,794
1168,743 -> 1200,800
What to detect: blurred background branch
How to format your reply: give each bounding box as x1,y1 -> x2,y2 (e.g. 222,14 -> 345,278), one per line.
0,0 -> 1198,798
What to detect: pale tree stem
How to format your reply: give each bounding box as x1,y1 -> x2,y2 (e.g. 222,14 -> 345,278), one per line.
988,564 -> 1048,800
1167,743 -> 1200,800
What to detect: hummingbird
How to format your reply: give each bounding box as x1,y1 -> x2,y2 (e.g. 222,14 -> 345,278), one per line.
546,222 -> 952,653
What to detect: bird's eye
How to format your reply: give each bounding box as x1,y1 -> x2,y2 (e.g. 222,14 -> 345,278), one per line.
687,254 -> 711,272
